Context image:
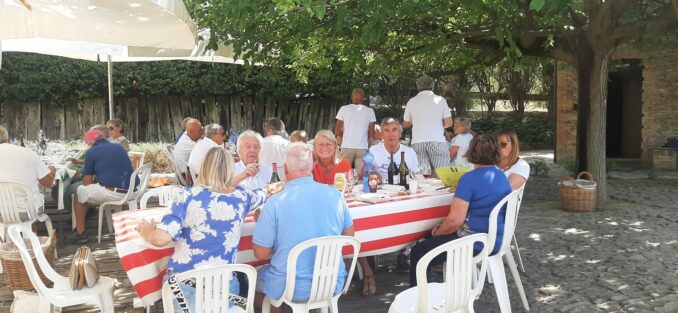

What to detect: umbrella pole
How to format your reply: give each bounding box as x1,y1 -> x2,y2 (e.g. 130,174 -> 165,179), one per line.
107,55 -> 114,120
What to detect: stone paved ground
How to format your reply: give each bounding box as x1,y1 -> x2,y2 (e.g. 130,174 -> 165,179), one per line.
1,166 -> 677,313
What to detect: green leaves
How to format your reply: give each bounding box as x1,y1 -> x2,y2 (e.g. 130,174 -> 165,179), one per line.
529,0 -> 545,11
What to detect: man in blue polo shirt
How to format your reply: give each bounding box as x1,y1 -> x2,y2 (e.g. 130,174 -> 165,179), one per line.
252,143 -> 354,312
73,126 -> 137,241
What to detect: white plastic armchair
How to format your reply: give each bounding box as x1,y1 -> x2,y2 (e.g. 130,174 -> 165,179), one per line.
389,233 -> 490,313
8,225 -> 115,313
97,163 -> 152,243
0,182 -> 54,242
485,187 -> 530,313
128,151 -> 146,171
161,264 -> 257,313
510,186 -> 526,272
140,185 -> 184,210
262,236 -> 361,313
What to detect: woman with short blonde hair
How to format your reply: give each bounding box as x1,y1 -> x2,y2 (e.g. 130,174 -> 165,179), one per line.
197,147 -> 235,192
312,130 -> 352,185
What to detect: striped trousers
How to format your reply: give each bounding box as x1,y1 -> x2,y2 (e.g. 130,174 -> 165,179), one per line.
412,141 -> 450,172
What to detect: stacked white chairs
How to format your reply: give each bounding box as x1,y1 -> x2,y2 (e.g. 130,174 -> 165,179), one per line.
97,163 -> 153,243
0,182 -> 54,242
140,185 -> 185,210
162,264 -> 257,313
262,236 -> 361,313
8,225 -> 115,313
485,187 -> 530,312
389,233 -> 490,313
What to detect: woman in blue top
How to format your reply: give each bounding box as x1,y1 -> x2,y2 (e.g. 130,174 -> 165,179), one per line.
409,134 -> 511,286
137,147 -> 282,312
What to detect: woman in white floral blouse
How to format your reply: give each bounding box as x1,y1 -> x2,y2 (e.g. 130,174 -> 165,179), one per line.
137,147 -> 282,312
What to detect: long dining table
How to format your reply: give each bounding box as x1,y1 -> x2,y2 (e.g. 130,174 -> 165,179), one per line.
112,189 -> 454,306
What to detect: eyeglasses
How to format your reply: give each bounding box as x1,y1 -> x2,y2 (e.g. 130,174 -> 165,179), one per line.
499,142 -> 512,148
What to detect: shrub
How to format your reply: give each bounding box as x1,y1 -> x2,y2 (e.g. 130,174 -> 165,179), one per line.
470,114 -> 554,150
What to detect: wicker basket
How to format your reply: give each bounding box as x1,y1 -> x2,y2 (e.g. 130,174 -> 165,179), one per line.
0,234 -> 56,291
559,171 -> 597,212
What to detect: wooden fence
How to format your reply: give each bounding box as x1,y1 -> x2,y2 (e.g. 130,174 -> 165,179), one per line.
0,95 -> 344,142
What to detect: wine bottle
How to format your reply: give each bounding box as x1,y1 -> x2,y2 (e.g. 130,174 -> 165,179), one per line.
387,153 -> 398,185
185,167 -> 193,187
270,163 -> 281,183
399,151 -> 409,188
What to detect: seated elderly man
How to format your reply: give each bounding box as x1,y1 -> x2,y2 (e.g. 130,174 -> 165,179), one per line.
73,127 -> 137,242
253,143 -> 355,312
188,123 -> 225,175
369,117 -> 419,181
0,126 -> 56,218
173,118 -> 203,166
231,130 -> 273,189
260,118 -> 289,180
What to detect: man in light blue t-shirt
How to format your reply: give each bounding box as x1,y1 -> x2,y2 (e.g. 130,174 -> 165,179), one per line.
253,143 -> 355,311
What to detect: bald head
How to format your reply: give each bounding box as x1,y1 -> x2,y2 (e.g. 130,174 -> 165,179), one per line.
185,119 -> 203,141
351,88 -> 365,104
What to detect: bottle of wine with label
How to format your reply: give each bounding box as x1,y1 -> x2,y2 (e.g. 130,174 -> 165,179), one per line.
387,153 -> 399,185
398,151 -> 409,188
270,163 -> 281,183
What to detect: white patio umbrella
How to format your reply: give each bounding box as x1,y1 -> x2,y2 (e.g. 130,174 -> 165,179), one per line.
0,0 -> 198,119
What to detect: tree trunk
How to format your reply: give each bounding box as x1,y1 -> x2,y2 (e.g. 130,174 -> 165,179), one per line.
574,40 -> 612,206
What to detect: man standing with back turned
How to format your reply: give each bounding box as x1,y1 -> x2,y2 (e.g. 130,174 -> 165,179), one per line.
403,75 -> 453,172
335,87 -> 376,176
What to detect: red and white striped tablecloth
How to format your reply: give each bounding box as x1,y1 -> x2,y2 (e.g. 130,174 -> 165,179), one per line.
112,190 -> 453,305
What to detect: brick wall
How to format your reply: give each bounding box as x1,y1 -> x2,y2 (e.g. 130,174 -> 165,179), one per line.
555,38 -> 678,166
555,63 -> 578,162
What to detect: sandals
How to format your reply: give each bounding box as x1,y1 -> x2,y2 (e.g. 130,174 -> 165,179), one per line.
362,275 -> 377,297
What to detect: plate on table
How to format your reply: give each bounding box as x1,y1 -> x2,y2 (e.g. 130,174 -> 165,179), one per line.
356,193 -> 390,203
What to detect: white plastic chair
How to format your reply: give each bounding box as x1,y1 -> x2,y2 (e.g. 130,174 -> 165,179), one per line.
485,187 -> 530,313
510,187 -> 526,272
172,158 -> 189,186
389,233 -> 490,313
262,236 -> 361,313
7,225 -> 115,313
161,264 -> 257,313
0,182 -> 54,242
140,185 -> 184,210
128,151 -> 146,171
97,163 -> 153,243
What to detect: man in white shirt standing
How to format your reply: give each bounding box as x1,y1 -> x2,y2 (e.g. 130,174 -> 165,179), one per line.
173,118 -> 203,167
259,118 -> 289,180
0,126 -> 56,218
403,75 -> 453,172
188,123 -> 226,175
335,88 -> 376,176
369,118 -> 419,182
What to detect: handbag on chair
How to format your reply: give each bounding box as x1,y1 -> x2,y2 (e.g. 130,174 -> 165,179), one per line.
68,246 -> 100,289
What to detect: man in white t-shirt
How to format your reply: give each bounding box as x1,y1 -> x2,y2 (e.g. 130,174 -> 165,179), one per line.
335,88 -> 376,176
0,126 -> 56,218
260,118 -> 289,180
449,117 -> 474,166
188,123 -> 225,175
173,118 -> 203,166
369,118 -> 419,182
403,75 -> 453,172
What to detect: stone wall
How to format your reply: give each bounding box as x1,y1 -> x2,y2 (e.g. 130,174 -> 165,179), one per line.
555,37 -> 678,166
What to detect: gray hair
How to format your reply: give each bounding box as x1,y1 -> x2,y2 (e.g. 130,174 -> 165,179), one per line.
90,124 -> 110,138
380,117 -> 403,133
455,117 -> 472,130
416,75 -> 435,91
0,126 -> 8,143
313,129 -> 340,163
237,130 -> 264,153
204,123 -> 224,139
285,142 -> 314,174
263,118 -> 286,136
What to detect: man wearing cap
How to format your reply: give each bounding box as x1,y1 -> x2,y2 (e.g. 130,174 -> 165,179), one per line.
72,126 -> 137,242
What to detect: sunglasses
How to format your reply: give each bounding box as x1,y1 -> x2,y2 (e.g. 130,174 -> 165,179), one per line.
499,142 -> 512,148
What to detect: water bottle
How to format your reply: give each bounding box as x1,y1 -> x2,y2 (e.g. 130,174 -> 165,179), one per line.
362,149 -> 374,192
